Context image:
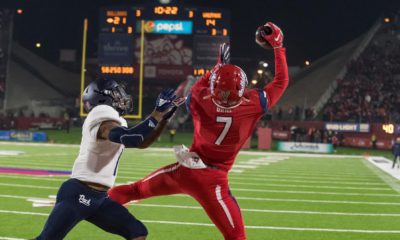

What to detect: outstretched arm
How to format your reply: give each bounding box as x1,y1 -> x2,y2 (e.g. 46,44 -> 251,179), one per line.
264,47 -> 289,108
256,22 -> 289,108
99,89 -> 183,148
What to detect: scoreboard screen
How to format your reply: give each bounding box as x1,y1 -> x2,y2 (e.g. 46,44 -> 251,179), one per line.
98,3 -> 230,80
89,2 -> 230,118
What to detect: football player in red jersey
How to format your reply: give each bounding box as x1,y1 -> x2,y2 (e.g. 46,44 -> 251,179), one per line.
108,22 -> 288,240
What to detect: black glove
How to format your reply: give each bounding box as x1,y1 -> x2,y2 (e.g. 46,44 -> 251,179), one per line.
155,88 -> 177,112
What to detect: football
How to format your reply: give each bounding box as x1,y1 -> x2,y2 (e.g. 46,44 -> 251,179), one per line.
255,25 -> 273,49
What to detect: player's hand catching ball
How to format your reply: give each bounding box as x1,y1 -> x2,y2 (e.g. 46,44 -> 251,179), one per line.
255,22 -> 284,49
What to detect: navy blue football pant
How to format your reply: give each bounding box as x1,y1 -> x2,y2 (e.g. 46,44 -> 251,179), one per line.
36,178 -> 147,240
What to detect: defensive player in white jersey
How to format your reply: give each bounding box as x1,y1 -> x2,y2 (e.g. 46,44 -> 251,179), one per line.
36,78 -> 182,240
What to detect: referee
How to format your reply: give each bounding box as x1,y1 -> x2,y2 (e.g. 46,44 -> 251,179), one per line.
392,137 -> 400,169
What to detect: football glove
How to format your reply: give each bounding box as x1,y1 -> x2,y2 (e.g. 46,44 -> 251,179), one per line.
163,97 -> 186,120
218,43 -> 231,65
258,22 -> 284,49
155,88 -> 177,112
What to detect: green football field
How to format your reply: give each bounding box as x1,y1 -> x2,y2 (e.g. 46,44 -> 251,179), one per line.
1,142 -> 400,240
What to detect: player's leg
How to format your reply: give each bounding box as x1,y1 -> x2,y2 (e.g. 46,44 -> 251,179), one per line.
181,169 -> 246,240
36,201 -> 82,240
36,180 -> 88,239
86,198 -> 148,240
108,163 -> 182,205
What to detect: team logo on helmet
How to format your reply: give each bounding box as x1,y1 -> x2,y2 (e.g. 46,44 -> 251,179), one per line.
220,90 -> 230,102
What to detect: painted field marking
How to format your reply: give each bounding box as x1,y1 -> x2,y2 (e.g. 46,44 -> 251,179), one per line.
229,172 -> 380,181
0,181 -> 395,198
228,176 -> 385,185
0,142 -> 364,159
0,150 -> 24,156
0,175 -> 67,182
229,173 -> 381,182
1,209 -> 400,233
230,188 -> 400,197
229,181 -> 393,191
0,237 -> 27,240
0,183 -> 58,190
0,173 -> 390,192
130,203 -> 400,217
164,194 -> 400,206
234,196 -> 400,206
366,157 -> 400,180
363,158 -> 400,194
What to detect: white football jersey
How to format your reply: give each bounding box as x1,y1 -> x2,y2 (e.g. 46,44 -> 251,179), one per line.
71,105 -> 127,188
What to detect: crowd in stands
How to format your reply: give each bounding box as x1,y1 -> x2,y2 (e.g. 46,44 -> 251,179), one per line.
322,14 -> 400,123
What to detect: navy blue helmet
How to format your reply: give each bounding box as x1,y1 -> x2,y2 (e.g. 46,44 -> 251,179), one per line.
82,78 -> 133,115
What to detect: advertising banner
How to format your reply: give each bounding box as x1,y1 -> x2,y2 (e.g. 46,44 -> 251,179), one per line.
277,141 -> 334,153
0,130 -> 47,142
325,122 -> 370,133
138,20 -> 193,35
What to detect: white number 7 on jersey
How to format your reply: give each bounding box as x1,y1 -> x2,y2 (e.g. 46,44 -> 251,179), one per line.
215,116 -> 232,145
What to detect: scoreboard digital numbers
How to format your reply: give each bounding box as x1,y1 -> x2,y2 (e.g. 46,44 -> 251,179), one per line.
94,2 -> 230,118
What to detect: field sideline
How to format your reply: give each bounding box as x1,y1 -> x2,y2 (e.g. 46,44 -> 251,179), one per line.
1,142 -> 400,240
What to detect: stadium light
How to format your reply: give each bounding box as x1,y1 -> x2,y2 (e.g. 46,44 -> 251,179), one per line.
251,79 -> 258,85
384,17 -> 390,23
259,61 -> 268,68
16,9 -> 23,14
305,60 -> 310,66
35,42 -> 41,48
257,69 -> 263,75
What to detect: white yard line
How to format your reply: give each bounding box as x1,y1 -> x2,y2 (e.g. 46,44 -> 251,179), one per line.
0,237 -> 27,240
1,209 -> 400,234
0,183 -> 58,190
0,181 -> 395,197
233,196 -> 400,206
228,176 -> 384,185
235,169 -> 378,179
0,175 -> 389,191
132,203 -> 400,217
229,181 -> 393,191
0,175 -> 66,182
230,188 -> 400,197
0,142 -> 364,158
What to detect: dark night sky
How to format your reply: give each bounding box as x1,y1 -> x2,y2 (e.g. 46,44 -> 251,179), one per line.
3,0 -> 400,68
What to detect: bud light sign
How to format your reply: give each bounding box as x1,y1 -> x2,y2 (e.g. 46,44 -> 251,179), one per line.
139,20 -> 193,35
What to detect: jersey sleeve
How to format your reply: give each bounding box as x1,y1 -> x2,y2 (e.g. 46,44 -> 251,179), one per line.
263,47 -> 289,108
85,105 -> 122,140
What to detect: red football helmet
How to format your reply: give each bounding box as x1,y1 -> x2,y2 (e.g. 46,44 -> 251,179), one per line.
210,64 -> 248,108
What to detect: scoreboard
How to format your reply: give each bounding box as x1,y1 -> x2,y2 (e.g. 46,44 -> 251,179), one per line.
92,1 -> 230,118
82,2 -> 230,118
98,3 -> 230,80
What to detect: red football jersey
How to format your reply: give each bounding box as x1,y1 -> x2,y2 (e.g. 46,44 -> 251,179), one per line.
188,87 -> 265,171
187,48 -> 288,171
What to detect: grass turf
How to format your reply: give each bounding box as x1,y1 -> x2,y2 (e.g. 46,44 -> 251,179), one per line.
1,143 -> 400,239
